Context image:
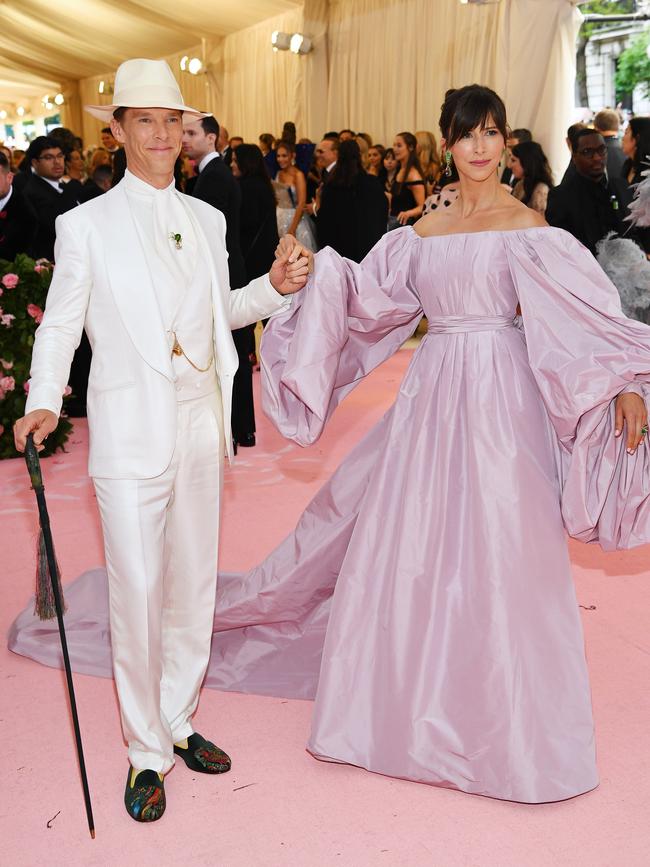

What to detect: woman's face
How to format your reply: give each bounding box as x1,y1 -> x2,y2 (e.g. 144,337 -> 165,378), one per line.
231,151 -> 241,178
449,115 -> 504,182
67,150 -> 84,175
392,136 -> 410,163
622,124 -> 636,159
383,152 -> 396,172
368,148 -> 382,169
276,147 -> 291,169
509,154 -> 524,180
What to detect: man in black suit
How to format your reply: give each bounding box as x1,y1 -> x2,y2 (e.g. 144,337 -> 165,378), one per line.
546,128 -> 631,257
80,164 -> 113,202
182,115 -> 256,448
22,136 -> 82,261
0,150 -> 37,261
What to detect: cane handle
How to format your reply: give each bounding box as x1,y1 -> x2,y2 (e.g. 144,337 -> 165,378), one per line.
25,433 -> 44,490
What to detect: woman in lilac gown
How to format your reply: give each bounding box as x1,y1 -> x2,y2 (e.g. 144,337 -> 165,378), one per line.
10,86 -> 650,804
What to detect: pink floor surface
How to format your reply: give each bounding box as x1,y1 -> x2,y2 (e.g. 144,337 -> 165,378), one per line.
2,350 -> 650,867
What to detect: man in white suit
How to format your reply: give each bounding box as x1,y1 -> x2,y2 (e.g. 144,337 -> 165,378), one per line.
13,59 -> 310,823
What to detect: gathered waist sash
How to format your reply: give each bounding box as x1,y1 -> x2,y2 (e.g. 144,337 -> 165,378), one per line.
426,314 -> 517,335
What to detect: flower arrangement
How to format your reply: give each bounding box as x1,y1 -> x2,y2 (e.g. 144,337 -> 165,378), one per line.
0,254 -> 72,460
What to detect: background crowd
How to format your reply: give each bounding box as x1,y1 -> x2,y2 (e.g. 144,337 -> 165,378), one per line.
1,105 -> 649,442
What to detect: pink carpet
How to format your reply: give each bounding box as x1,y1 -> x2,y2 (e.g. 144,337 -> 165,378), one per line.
2,349 -> 650,866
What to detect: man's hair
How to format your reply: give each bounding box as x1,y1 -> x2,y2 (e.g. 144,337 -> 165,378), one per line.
571,127 -> 603,153
200,116 -> 220,141
324,131 -> 339,138
567,122 -> 588,143
594,109 -> 620,133
113,107 -> 127,123
92,164 -> 113,183
26,135 -> 62,165
510,128 -> 533,143
322,134 -> 339,148
339,128 -> 355,137
0,151 -> 10,172
101,127 -> 113,135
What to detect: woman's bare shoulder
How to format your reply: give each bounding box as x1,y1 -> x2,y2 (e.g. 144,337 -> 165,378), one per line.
502,197 -> 548,229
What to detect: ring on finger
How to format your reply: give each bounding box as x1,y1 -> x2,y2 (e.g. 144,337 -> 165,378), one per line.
642,424 -> 648,436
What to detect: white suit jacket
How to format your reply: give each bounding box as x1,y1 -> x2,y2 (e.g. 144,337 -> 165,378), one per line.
25,181 -> 290,479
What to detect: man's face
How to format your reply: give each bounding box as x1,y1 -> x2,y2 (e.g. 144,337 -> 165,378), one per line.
181,121 -> 216,161
316,140 -> 337,169
111,108 -> 183,180
0,167 -> 13,198
573,133 -> 607,180
217,128 -> 229,152
230,137 -> 243,150
101,130 -> 118,150
33,146 -> 65,181
339,130 -> 354,142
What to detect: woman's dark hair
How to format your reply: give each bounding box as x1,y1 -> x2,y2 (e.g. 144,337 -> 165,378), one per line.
439,85 -> 508,148
235,143 -> 276,203
280,122 -> 296,147
625,116 -> 650,177
511,141 -> 553,205
393,131 -> 423,194
259,133 -> 274,151
329,139 -> 363,188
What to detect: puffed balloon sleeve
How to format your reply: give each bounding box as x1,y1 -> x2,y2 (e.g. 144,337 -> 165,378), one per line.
507,228 -> 650,550
261,227 -> 422,445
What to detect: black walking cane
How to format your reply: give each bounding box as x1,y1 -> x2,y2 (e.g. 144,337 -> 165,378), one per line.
24,433 -> 95,839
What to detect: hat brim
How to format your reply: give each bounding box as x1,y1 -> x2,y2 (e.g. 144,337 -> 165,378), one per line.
84,103 -> 209,125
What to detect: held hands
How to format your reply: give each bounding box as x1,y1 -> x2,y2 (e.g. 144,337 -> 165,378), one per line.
614,392 -> 648,454
14,409 -> 59,453
270,235 -> 314,296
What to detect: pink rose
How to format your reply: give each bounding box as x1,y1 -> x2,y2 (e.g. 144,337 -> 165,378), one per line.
34,265 -> 46,274
1,273 -> 19,289
0,358 -> 12,370
23,380 -> 30,394
0,375 -> 15,393
63,385 -> 72,396
0,424 -> 4,436
0,314 -> 15,327
27,304 -> 44,324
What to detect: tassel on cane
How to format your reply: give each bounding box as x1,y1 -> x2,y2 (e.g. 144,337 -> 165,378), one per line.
34,523 -> 66,620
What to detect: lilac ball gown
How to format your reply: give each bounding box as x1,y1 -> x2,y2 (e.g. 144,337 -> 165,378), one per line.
10,226 -> 650,803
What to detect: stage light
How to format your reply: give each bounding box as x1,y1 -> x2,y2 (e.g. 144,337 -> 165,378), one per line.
54,93 -> 65,106
17,106 -> 25,116
180,55 -> 189,71
271,31 -> 291,51
188,57 -> 203,75
0,110 -> 7,120
98,80 -> 105,94
289,33 -> 312,54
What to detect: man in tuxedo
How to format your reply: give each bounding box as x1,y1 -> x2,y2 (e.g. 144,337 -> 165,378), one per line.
593,109 -> 626,179
183,115 -> 256,449
80,164 -> 113,202
0,150 -> 37,260
22,136 -> 82,261
546,128 -> 631,256
13,58 -> 309,823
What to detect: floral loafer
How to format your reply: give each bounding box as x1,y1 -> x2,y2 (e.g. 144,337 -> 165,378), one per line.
173,733 -> 232,774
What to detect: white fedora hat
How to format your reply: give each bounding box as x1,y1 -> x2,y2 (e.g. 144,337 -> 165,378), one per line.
85,58 -> 209,125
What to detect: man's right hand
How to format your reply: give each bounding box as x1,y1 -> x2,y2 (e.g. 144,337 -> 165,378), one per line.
14,410 -> 59,453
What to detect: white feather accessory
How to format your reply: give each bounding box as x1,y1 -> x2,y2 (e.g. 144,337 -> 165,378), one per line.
625,166 -> 650,228
596,232 -> 650,321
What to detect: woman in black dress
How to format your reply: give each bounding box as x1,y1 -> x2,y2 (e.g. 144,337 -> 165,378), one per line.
229,144 -> 280,447
232,144 -> 280,280
389,131 -> 425,228
315,139 -> 388,262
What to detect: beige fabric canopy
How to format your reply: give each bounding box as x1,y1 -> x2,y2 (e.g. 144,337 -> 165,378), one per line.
2,0 -> 582,178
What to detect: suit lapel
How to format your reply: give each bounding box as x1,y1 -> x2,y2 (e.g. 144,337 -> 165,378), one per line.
101,184 -> 174,381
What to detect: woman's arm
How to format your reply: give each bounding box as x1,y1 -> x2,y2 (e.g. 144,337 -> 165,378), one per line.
288,170 -> 307,236
397,170 -> 425,225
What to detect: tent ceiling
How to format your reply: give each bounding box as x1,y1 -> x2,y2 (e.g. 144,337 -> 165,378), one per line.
0,0 -> 302,111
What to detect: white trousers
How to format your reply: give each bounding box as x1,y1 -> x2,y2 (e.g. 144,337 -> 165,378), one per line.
93,392 -> 223,773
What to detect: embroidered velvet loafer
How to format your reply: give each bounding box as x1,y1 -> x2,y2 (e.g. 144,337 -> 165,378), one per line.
173,733 -> 232,774
124,766 -> 166,822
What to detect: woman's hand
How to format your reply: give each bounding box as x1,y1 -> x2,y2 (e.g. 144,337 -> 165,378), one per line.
397,210 -> 413,226
614,392 -> 648,454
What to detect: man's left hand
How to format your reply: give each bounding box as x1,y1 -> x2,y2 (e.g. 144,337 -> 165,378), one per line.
270,236 -> 314,295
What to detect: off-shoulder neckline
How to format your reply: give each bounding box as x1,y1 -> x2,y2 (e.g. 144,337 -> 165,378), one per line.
409,225 -> 557,240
